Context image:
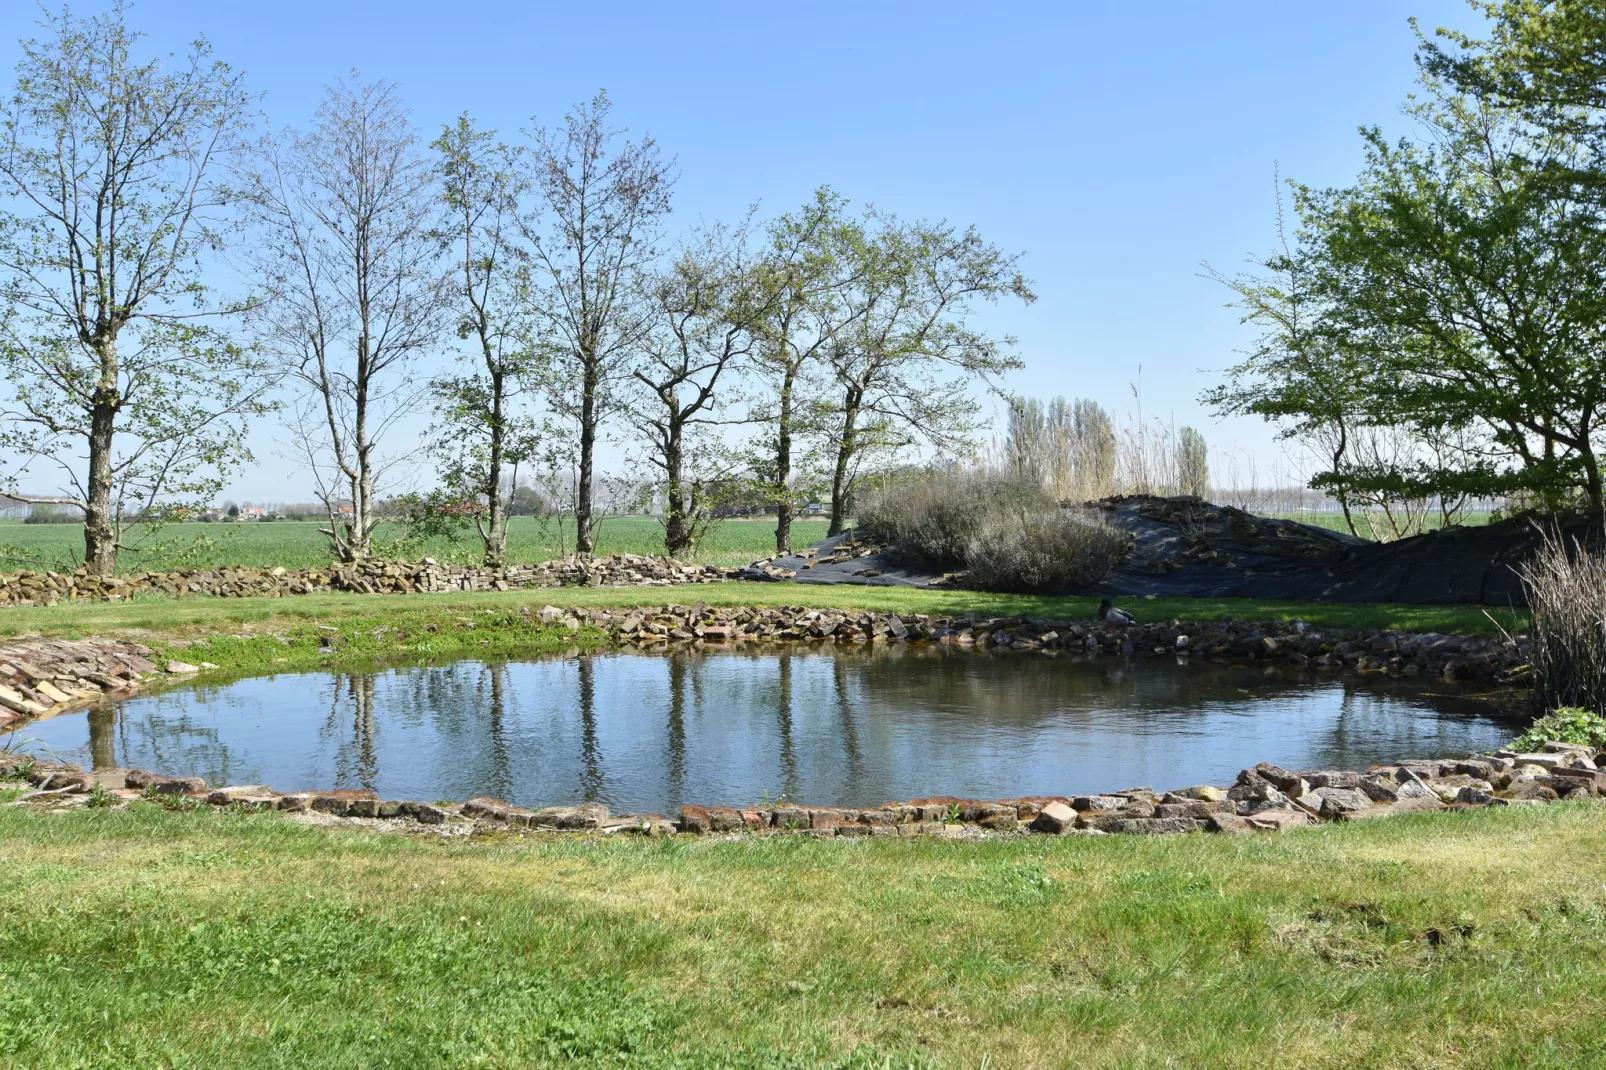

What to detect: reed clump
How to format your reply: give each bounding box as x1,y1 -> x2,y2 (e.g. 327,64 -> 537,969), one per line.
1520,529 -> 1606,713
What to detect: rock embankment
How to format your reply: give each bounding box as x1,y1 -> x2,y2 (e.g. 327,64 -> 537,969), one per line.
0,638 -> 162,730
6,742 -> 1597,839
0,555 -> 736,606
557,603 -> 1527,682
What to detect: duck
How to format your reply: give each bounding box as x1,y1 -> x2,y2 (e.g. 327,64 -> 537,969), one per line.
1098,598 -> 1136,629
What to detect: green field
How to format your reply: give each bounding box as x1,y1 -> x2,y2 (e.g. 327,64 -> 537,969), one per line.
1270,511 -> 1496,539
0,799 -> 1600,1068
0,516 -> 828,572
0,583 -> 1522,658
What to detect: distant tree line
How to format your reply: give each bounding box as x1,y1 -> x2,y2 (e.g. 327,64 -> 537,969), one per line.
0,6 -> 1033,575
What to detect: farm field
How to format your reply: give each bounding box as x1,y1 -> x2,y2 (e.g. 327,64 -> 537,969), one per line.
1268,511 -> 1496,539
0,516 -> 829,572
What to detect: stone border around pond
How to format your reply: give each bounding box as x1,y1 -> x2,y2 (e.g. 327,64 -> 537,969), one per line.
4,743 -> 1600,840
557,603 -> 1531,684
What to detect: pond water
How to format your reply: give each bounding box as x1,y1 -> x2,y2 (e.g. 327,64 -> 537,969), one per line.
20,648 -> 1523,813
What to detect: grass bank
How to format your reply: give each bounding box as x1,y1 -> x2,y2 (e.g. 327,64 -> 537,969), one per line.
0,584 -> 1521,679
0,801 -> 1601,1067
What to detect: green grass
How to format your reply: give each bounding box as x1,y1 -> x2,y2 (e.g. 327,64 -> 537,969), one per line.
1270,511 -> 1497,539
0,801 -> 1603,1067
0,515 -> 828,572
0,584 -> 1521,673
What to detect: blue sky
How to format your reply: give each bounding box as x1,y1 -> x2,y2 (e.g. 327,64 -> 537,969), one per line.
0,0 -> 1479,502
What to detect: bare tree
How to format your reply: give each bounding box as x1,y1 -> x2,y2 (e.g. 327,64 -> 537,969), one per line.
824,214 -> 1035,536
0,4 -> 270,576
246,76 -> 442,561
629,222 -> 767,556
429,114 -> 542,567
521,90 -> 674,555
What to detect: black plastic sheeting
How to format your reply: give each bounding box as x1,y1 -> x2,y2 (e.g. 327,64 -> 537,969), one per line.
738,497 -> 1586,606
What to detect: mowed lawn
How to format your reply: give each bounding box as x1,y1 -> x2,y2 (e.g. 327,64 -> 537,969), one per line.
0,800 -> 1602,1068
0,516 -> 828,571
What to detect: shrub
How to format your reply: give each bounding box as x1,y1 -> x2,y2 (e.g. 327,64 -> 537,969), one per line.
855,467 -> 1125,592
22,505 -> 80,524
1511,707 -> 1606,752
965,509 -> 1125,593
1518,530 -> 1606,713
856,469 -> 1052,567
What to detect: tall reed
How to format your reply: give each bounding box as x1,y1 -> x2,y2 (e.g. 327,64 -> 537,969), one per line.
1519,529 -> 1606,713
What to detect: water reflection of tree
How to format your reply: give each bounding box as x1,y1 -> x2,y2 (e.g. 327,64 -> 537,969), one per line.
320,673 -> 380,792
664,654 -> 687,806
378,660 -> 517,801
96,693 -> 241,785
831,656 -> 865,783
775,653 -> 799,799
577,656 -> 605,801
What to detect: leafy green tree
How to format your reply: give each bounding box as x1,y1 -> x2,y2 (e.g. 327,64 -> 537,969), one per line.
1210,28 -> 1606,518
629,222 -> 771,557
823,214 -> 1034,535
429,115 -> 542,567
0,4 -> 270,576
748,189 -> 855,554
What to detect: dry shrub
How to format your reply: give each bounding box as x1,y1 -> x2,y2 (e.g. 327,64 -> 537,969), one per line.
856,469 -> 1051,568
856,467 -> 1124,591
965,509 -> 1125,593
1519,529 -> 1606,713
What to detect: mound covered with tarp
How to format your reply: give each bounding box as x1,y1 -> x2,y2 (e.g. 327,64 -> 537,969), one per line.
747,495 -> 1590,606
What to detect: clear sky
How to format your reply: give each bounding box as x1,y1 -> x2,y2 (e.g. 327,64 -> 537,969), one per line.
0,0 -> 1480,503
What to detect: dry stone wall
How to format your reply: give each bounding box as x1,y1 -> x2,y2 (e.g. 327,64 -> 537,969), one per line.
0,554 -> 737,606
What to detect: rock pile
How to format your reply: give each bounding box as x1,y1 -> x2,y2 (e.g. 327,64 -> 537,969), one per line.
7,740 -> 1596,838
0,554 -> 737,606
0,638 -> 162,730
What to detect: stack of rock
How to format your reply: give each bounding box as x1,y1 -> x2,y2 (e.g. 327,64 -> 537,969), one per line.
0,554 -> 737,606
0,639 -> 159,729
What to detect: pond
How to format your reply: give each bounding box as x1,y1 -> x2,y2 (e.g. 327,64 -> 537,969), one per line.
20,647 -> 1524,813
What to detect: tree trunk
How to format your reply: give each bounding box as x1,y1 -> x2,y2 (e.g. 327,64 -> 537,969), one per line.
662,398 -> 691,556
575,356 -> 599,556
827,394 -> 860,538
484,365 -> 507,568
774,366 -> 795,554
83,347 -> 120,579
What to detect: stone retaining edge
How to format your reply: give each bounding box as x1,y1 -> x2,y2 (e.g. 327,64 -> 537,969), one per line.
4,744 -> 1598,838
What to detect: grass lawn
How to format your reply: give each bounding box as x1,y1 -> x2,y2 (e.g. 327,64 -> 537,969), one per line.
0,584 -> 1521,679
0,515 -> 829,572
0,801 -> 1601,1067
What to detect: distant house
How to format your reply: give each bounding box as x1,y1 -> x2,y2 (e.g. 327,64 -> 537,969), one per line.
238,506 -> 266,520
